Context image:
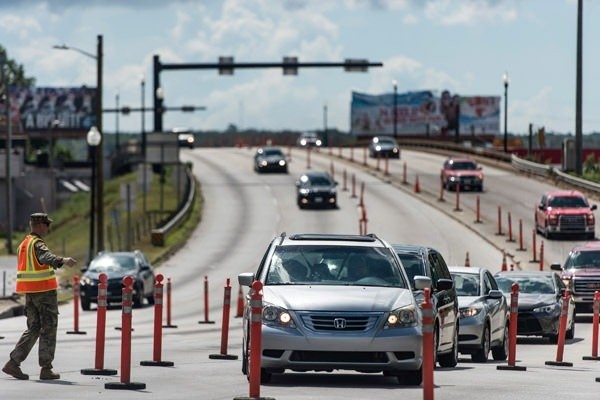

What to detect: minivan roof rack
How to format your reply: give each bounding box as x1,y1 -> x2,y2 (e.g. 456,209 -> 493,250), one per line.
288,233 -> 376,242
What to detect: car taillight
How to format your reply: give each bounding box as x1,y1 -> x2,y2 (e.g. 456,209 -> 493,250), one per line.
548,215 -> 558,225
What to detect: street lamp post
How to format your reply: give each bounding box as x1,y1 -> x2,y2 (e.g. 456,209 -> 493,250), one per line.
86,126 -> 101,262
141,76 -> 147,213
503,71 -> 509,153
53,34 -> 104,252
392,80 -> 398,138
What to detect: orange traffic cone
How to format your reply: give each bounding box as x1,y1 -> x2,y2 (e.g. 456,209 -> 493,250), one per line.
501,250 -> 507,271
414,175 -> 421,193
235,285 -> 244,318
465,252 -> 470,267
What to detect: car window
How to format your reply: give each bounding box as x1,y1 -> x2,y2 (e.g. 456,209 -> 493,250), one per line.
451,272 -> 479,296
262,149 -> 283,157
495,275 -> 555,294
396,253 -> 425,283
548,196 -> 588,208
88,254 -> 136,272
482,273 -> 493,295
265,245 -> 406,287
484,271 -> 498,291
565,250 -> 600,269
449,161 -> 476,170
309,176 -> 333,186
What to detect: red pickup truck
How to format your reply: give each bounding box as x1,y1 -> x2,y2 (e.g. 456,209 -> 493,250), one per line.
440,157 -> 484,192
551,241 -> 600,313
534,190 -> 596,240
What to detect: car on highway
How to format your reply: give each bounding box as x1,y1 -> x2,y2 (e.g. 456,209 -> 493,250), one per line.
534,190 -> 596,240
392,244 -> 459,368
449,266 -> 509,362
295,171 -> 337,209
368,136 -> 400,159
253,146 -> 288,173
440,157 -> 484,192
551,241 -> 600,313
494,270 -> 575,343
297,131 -> 322,147
79,250 -> 156,311
237,233 -> 430,385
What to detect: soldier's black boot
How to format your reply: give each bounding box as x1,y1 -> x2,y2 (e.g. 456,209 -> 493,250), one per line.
2,359 -> 29,380
40,367 -> 60,380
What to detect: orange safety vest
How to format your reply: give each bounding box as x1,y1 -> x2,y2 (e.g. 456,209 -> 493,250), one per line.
15,234 -> 58,293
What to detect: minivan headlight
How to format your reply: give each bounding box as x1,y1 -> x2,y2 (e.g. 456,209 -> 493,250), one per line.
263,303 -> 296,328
385,304 -> 417,329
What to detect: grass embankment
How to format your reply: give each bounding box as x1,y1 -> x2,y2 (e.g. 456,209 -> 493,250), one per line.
1,164 -> 203,299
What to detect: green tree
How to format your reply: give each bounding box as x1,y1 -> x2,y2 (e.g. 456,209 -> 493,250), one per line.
0,44 -> 36,87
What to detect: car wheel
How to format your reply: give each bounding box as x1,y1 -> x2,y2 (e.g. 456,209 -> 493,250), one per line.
260,368 -> 272,384
492,322 -> 509,361
471,324 -> 490,363
133,285 -> 144,308
80,297 -> 91,311
146,292 -> 155,305
241,337 -> 249,376
438,324 -> 459,368
396,368 -> 422,386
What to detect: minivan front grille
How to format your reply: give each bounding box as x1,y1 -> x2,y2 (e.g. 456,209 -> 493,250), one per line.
299,312 -> 381,332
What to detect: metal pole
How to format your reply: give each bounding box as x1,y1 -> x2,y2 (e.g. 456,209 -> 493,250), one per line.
88,145 -> 96,263
96,34 -> 104,252
393,81 -> 398,138
141,77 -> 147,214
1,59 -> 14,254
575,0 -> 583,175
153,55 -> 163,132
115,92 -> 120,149
503,77 -> 508,152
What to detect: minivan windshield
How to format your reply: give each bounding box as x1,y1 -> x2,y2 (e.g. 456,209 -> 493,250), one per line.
265,245 -> 407,288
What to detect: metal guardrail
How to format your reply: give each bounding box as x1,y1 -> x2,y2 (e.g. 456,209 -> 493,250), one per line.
151,163 -> 196,246
399,139 -> 600,197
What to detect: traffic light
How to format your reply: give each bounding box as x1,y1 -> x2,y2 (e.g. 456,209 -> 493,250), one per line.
218,56 -> 234,75
282,56 -> 298,75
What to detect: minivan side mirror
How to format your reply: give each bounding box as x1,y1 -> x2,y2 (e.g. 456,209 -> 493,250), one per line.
437,278 -> 454,291
550,263 -> 562,271
487,289 -> 503,299
238,272 -> 255,287
413,275 -> 432,291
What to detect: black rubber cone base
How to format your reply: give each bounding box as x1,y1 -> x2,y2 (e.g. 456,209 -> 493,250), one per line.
198,320 -> 215,324
583,356 -> 600,361
81,368 -> 117,376
233,397 -> 276,400
66,330 -> 87,335
209,353 -> 238,360
545,360 -> 573,367
105,381 -> 146,390
140,360 -> 174,367
497,365 -> 527,371
163,324 -> 178,328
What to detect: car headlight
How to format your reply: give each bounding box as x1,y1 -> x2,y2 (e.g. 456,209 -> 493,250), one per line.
260,160 -> 267,167
385,304 -> 418,329
299,188 -> 310,195
329,188 -> 337,194
449,176 -> 457,181
316,140 -> 322,146
263,303 -> 296,328
460,304 -> 483,318
300,139 -> 307,146
278,160 -> 286,166
375,145 -> 382,151
80,277 -> 95,286
533,303 -> 560,314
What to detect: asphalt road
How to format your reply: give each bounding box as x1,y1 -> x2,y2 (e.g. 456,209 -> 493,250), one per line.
1,147 -> 599,400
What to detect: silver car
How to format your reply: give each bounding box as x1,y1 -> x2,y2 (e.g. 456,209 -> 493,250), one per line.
449,266 -> 509,362
238,233 -> 430,385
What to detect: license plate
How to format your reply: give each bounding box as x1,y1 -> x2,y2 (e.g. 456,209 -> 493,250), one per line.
314,197 -> 323,203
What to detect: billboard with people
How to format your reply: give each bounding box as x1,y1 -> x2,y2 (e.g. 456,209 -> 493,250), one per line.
350,90 -> 500,138
1,86 -> 97,134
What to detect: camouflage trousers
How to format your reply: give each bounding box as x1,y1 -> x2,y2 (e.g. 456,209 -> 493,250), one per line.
9,290 -> 58,368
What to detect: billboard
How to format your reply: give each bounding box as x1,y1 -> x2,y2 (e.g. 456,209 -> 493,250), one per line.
1,86 -> 97,134
350,90 -> 500,137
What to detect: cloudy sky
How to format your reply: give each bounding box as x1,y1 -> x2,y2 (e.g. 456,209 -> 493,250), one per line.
1,0 -> 599,135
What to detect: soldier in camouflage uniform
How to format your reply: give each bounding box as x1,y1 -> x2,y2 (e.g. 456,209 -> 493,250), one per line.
2,213 -> 77,381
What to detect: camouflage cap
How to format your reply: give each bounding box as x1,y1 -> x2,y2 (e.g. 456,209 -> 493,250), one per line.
30,213 -> 53,225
